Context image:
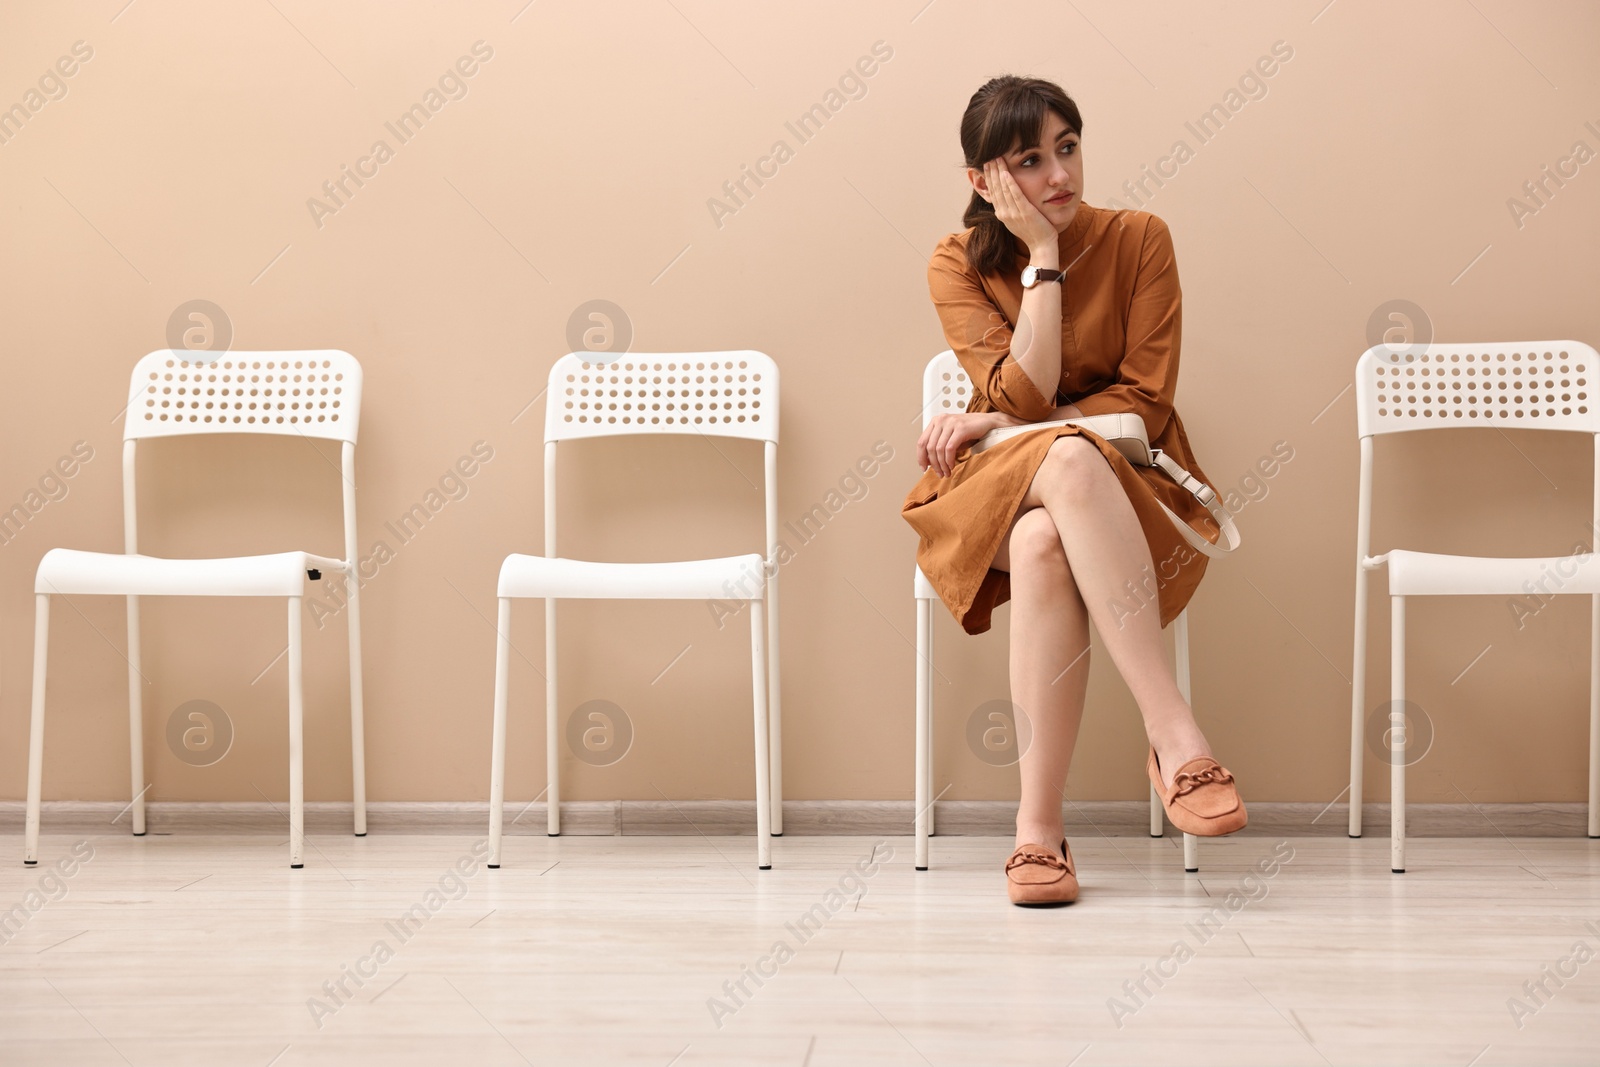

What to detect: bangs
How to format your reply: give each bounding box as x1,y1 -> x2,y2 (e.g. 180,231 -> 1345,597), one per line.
977,87 -> 1072,163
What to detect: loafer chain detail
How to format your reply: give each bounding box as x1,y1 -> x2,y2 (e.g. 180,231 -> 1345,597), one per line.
1172,763 -> 1234,797
1004,839 -> 1079,906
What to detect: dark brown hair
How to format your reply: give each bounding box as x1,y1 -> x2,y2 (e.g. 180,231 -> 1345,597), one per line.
958,76 -> 1083,277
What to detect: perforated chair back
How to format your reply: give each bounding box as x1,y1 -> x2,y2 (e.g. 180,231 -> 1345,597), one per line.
1355,341 -> 1600,438
1352,339 -> 1600,589
125,350 -> 362,444
544,350 -> 777,444
920,349 -> 971,429
117,350 -> 364,562
538,348 -> 779,563
915,350 -> 968,601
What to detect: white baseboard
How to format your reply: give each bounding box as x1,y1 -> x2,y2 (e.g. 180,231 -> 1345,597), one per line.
0,799 -> 1591,837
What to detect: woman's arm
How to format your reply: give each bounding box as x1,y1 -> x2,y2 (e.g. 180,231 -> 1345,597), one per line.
926,160 -> 1066,424
923,400 -> 1090,476
984,160 -> 1066,406
987,400 -> 1086,430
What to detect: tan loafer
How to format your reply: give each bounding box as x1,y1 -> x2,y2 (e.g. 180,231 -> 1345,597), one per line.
1148,746 -> 1247,836
1005,838 -> 1078,906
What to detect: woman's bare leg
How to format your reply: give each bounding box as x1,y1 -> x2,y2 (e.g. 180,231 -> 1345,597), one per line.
1027,435 -> 1213,788
991,505 -> 1090,858
991,434 -> 1214,813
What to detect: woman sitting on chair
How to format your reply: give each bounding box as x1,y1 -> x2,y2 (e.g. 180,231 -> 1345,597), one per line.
900,75 -> 1246,906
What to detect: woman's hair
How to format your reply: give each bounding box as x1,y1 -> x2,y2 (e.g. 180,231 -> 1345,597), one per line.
958,75 -> 1083,278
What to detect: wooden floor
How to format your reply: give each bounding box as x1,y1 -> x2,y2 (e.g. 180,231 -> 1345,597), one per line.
1,831 -> 1597,1065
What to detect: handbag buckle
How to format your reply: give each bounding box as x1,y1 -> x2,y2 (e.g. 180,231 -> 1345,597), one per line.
1153,448 -> 1218,506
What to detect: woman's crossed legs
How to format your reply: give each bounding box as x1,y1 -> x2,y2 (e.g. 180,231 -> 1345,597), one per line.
989,434 -> 1214,858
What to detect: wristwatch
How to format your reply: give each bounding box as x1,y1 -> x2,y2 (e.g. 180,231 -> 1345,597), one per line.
1020,265 -> 1065,288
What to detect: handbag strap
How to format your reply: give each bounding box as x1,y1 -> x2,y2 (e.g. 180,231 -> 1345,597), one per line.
1150,449 -> 1241,560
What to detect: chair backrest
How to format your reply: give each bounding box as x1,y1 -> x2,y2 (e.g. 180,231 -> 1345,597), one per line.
538,350 -> 780,567
1355,340 -> 1600,438
125,350 -> 361,443
118,349 -> 363,562
921,349 -> 971,429
1353,339 -> 1600,569
544,350 -> 777,444
913,350 -> 969,596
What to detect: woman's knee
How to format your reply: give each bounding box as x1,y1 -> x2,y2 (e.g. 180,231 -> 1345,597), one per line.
1008,507 -> 1071,573
1037,435 -> 1111,493
1047,434 -> 1108,469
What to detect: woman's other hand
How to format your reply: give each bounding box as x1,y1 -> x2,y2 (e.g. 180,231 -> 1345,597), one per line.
917,411 -> 1007,478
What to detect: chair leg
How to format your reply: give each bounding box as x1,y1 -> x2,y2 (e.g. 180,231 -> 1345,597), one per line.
750,599 -> 772,869
24,594 -> 50,866
488,598 -> 512,868
923,604 -> 935,840
287,596 -> 305,869
1173,610 -> 1199,874
545,599 -> 559,837
768,570 -> 783,837
1390,595 -> 1406,873
126,595 -> 147,836
915,597 -> 931,871
1590,593 -> 1599,838
1350,566 -> 1369,839
345,574 -> 368,837
1149,612 -> 1163,836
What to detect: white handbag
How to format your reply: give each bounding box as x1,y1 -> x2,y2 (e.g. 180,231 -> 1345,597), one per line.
970,413 -> 1241,559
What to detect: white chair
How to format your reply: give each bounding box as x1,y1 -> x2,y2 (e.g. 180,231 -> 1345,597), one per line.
24,350 -> 368,869
487,351 -> 782,869
1350,340 -> 1600,872
913,350 -> 1202,871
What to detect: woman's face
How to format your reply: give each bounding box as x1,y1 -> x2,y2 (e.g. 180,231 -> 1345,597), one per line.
971,109 -> 1083,230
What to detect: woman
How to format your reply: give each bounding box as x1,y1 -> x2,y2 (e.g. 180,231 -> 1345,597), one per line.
901,76 -> 1246,906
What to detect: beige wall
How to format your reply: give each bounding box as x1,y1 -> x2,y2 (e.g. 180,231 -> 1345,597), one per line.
2,1 -> 1597,808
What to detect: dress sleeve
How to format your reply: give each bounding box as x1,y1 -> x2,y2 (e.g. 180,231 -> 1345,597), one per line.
927,238 -> 1056,422
1069,214 -> 1182,441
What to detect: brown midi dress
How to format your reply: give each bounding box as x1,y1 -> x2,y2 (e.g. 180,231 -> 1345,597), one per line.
901,203 -> 1222,635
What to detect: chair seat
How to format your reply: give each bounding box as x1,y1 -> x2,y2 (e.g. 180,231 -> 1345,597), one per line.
1385,548 -> 1600,597
498,553 -> 767,600
35,549 -> 347,597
